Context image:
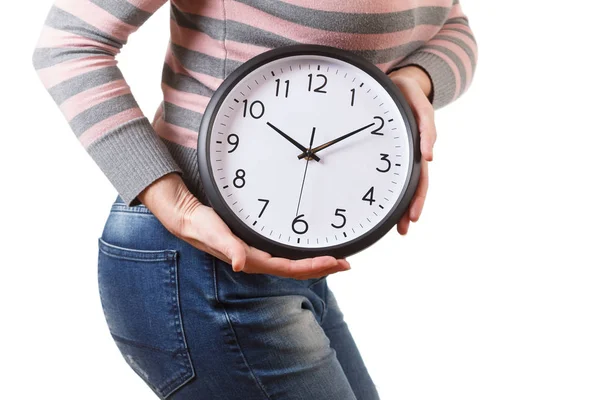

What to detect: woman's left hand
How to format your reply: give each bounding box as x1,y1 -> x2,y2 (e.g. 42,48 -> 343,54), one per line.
388,66 -> 436,235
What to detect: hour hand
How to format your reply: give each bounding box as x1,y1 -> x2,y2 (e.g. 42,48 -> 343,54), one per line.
266,122 -> 321,162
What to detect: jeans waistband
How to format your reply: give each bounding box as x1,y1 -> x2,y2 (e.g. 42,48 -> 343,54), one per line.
114,194 -> 126,205
111,195 -> 152,214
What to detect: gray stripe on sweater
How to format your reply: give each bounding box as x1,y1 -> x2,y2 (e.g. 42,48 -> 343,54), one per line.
163,102 -> 203,132
32,47 -> 113,70
443,27 -> 475,41
89,0 -> 152,27
446,17 -> 469,25
435,35 -> 476,71
171,7 -> 224,39
422,44 -> 467,94
356,41 -> 426,65
170,43 -> 242,79
48,66 -> 124,105
171,6 -> 296,48
71,93 -> 139,137
44,6 -> 124,48
233,0 -> 450,34
162,63 -> 215,97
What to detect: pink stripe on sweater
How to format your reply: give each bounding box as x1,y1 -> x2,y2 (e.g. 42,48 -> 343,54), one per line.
154,115 -> 199,148
161,83 -> 210,114
171,22 -> 270,63
227,2 -> 442,51
225,40 -> 271,63
377,60 -> 402,73
35,26 -> 117,55
36,56 -> 117,90
421,48 -> 461,100
448,3 -> 468,20
277,0 -> 451,13
125,0 -> 167,13
429,38 -> 473,85
54,0 -> 136,43
441,27 -> 478,59
170,23 -> 226,59
79,108 -> 144,148
61,80 -> 130,121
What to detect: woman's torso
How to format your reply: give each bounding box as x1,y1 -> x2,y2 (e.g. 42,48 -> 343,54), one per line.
153,0 -> 453,203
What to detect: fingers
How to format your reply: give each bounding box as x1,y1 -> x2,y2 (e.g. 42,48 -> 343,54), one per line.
409,87 -> 436,162
337,258 -> 351,270
397,211 -> 410,235
295,259 -> 350,280
392,79 -> 437,162
182,195 -> 353,279
397,161 -> 429,235
243,247 -> 350,279
409,161 -> 429,222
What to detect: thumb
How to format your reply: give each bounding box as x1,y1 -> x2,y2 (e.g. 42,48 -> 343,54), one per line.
220,236 -> 247,272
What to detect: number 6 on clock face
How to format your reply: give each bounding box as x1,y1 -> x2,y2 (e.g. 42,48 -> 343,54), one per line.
198,45 -> 421,260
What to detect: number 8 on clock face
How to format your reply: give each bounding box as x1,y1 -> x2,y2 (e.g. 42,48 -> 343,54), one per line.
198,45 -> 421,260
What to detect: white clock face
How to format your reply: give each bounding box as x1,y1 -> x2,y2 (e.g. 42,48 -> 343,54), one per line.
207,54 -> 413,252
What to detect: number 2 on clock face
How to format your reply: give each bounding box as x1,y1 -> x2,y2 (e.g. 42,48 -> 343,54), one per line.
208,55 -> 411,250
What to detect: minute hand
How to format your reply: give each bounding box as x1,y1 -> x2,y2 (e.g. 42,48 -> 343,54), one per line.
297,122 -> 375,160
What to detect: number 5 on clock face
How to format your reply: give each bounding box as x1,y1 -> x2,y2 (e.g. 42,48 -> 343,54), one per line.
198,46 -> 420,260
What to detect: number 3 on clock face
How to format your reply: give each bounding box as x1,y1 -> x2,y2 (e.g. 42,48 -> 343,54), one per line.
198,45 -> 420,260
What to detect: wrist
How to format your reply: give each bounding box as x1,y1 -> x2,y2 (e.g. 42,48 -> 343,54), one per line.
389,66 -> 433,99
138,172 -> 200,234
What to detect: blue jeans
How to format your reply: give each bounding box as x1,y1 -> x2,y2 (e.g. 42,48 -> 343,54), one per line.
97,195 -> 380,400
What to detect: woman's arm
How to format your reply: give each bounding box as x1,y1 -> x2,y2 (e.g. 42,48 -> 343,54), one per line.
389,0 -> 478,109
32,0 -> 181,207
32,0 -> 350,278
387,0 -> 478,234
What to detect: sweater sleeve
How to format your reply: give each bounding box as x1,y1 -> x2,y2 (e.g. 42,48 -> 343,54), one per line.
32,0 -> 183,206
390,0 -> 478,109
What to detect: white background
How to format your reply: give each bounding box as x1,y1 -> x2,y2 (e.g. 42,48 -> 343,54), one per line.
2,1 -> 599,399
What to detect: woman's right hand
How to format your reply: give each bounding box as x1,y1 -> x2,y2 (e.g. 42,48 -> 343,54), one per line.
138,173 -> 351,280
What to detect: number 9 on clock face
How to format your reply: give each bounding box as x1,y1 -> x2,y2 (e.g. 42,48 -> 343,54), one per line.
198,45 -> 420,260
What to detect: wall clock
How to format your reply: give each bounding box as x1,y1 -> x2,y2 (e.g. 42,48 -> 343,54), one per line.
198,45 -> 421,260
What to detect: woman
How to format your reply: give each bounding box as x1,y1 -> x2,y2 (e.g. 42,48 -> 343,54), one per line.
33,0 -> 477,398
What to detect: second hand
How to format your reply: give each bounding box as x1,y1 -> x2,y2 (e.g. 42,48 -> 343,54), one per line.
295,127 -> 316,217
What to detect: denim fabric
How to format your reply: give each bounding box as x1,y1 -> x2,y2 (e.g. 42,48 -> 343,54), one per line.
97,194 -> 380,400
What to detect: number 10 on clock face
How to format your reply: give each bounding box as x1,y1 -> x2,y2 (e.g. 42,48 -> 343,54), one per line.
200,51 -> 418,259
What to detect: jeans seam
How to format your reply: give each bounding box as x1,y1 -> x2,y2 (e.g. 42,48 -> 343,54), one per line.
212,258 -> 272,400
321,284 -> 330,323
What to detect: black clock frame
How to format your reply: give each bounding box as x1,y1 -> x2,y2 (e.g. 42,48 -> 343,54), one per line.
198,44 -> 421,260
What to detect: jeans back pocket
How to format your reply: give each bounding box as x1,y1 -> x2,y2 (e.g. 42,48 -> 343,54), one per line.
98,237 -> 195,399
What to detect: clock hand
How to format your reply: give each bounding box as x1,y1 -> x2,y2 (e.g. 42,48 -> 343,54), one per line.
297,122 -> 376,160
295,127 -> 316,217
266,122 -> 321,162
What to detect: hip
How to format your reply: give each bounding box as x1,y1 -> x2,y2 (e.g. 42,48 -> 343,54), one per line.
96,194 -> 338,398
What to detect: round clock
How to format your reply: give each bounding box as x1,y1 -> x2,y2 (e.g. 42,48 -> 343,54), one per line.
198,45 -> 421,260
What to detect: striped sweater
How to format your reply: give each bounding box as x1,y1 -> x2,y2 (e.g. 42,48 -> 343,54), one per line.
33,0 -> 478,207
